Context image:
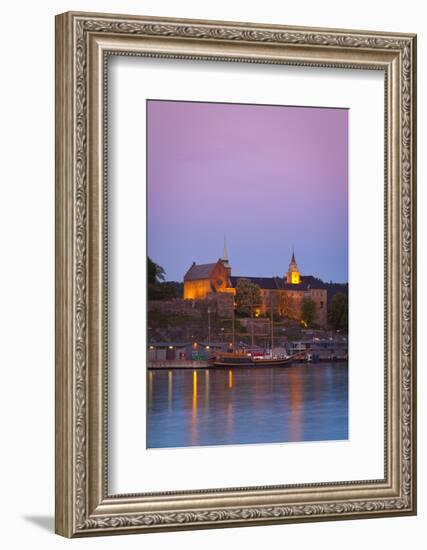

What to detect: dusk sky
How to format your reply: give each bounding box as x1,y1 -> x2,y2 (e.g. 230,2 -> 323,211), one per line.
147,100 -> 348,283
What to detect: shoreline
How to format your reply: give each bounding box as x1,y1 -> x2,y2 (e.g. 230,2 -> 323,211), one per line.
148,358 -> 349,370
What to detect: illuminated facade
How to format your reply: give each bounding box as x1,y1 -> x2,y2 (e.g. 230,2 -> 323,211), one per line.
183,249 -> 328,327
183,260 -> 233,301
286,251 -> 301,284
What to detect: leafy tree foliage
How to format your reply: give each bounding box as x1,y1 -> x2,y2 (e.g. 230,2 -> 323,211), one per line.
235,278 -> 262,316
301,297 -> 316,326
147,256 -> 165,285
328,292 -> 348,331
147,257 -> 178,300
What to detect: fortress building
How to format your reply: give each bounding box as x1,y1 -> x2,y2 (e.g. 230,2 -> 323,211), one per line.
183,245 -> 328,327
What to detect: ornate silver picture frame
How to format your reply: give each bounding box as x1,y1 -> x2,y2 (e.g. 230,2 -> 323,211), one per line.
55,11 -> 417,537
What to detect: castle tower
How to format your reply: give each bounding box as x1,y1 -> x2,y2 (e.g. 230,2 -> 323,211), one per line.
286,249 -> 301,284
221,235 -> 232,277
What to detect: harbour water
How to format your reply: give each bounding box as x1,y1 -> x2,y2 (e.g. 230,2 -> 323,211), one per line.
147,363 -> 348,448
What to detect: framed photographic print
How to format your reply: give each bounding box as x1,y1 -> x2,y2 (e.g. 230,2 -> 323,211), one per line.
55,11 -> 417,537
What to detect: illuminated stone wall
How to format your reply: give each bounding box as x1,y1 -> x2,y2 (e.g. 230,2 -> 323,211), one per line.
281,290 -> 304,321
184,261 -> 232,300
307,288 -> 328,327
183,258 -> 328,327
207,291 -> 235,317
257,288 -> 328,327
183,279 -> 212,300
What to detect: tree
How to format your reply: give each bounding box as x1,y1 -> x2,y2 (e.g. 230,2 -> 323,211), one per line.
147,257 -> 175,301
148,282 -> 178,301
280,292 -> 299,320
267,291 -> 282,320
235,278 -> 262,317
328,292 -> 348,331
301,297 -> 316,327
147,257 -> 165,285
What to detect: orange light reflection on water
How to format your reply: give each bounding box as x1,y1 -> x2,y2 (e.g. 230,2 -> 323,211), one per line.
289,369 -> 302,441
191,370 -> 198,445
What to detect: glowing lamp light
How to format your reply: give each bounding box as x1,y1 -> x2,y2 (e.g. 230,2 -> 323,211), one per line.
206,345 -> 210,350
168,345 -> 174,349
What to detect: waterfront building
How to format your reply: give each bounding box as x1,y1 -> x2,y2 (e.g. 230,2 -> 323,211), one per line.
183,246 -> 328,327
288,337 -> 348,361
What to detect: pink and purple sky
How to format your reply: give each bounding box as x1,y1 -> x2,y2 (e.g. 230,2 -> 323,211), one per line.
147,100 -> 348,283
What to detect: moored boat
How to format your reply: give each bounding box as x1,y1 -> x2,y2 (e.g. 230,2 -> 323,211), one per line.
213,351 -> 293,367
213,297 -> 302,367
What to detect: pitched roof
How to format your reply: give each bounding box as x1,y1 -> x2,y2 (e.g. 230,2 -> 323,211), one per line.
230,275 -> 326,291
230,276 -> 283,290
300,275 -> 327,288
283,277 -> 326,290
184,262 -> 218,281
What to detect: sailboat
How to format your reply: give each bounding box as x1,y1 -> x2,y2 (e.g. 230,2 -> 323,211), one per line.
213,351 -> 293,367
213,300 -> 295,367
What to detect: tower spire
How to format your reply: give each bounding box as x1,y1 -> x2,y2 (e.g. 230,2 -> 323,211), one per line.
223,234 -> 228,261
286,247 -> 301,284
221,234 -> 231,276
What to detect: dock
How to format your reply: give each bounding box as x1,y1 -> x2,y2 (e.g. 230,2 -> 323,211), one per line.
148,360 -> 213,370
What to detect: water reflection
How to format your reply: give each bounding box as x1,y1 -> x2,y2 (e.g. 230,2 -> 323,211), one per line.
147,363 -> 348,449
205,370 -> 210,410
289,369 -> 302,441
148,370 -> 153,410
167,370 -> 173,413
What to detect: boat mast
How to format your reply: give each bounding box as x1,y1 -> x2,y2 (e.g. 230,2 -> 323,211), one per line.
232,304 -> 236,351
250,295 -> 255,349
207,306 -> 211,346
270,296 -> 274,357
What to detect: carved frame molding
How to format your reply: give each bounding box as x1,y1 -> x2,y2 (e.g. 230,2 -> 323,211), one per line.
55,11 -> 416,537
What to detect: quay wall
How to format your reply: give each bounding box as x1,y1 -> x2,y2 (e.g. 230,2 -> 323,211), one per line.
148,360 -> 213,369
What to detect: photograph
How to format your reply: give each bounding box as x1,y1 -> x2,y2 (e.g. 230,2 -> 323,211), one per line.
147,99 -> 349,449
53,9 -> 416,538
